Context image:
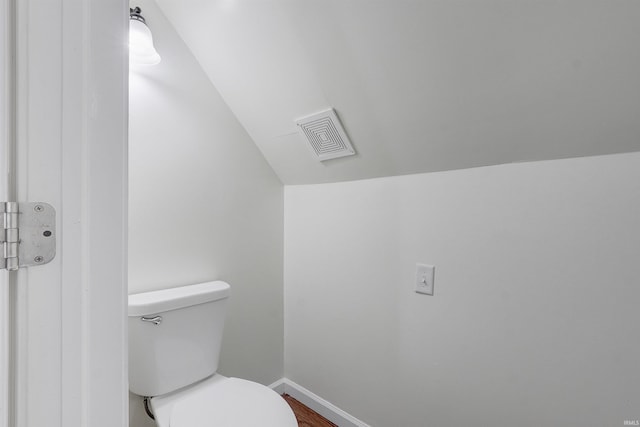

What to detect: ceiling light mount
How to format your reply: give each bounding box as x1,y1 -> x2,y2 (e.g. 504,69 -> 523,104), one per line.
129,7 -> 146,24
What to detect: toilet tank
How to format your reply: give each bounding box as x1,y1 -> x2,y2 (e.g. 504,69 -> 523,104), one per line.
128,281 -> 230,397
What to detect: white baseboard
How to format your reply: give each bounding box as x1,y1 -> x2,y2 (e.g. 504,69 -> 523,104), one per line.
268,378 -> 287,395
268,378 -> 371,427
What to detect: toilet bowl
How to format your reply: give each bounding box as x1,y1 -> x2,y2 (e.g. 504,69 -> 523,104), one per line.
128,281 -> 297,427
150,375 -> 295,427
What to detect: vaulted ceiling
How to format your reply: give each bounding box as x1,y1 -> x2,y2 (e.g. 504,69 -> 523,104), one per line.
157,0 -> 640,184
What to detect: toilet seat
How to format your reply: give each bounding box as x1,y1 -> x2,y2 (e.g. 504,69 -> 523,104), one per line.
150,375 -> 297,427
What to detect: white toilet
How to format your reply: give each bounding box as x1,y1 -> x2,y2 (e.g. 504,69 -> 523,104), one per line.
128,281 -> 298,427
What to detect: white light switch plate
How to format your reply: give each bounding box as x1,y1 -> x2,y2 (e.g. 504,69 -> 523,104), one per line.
415,263 -> 435,295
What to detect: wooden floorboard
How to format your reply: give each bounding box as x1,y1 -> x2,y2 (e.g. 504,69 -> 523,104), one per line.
282,394 -> 338,427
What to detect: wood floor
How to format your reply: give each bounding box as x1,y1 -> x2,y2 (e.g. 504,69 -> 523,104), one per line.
282,394 -> 338,427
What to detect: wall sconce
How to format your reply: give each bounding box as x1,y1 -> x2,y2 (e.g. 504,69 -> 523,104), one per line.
129,7 -> 161,66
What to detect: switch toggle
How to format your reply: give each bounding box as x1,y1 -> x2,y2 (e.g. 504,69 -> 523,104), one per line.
415,263 -> 435,295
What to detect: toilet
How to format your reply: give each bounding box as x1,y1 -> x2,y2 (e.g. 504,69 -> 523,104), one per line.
128,281 -> 298,427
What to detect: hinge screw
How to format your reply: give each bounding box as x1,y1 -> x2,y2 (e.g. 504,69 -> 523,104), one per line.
34,256 -> 44,263
34,205 -> 44,212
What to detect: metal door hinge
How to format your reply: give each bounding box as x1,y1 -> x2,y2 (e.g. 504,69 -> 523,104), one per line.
1,202 -> 56,271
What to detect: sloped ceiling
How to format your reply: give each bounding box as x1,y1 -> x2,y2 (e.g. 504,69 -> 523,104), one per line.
156,0 -> 640,184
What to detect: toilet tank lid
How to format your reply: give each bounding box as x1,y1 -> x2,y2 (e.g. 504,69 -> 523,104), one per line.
128,281 -> 230,317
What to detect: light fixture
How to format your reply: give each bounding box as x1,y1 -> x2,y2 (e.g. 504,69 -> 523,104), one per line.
129,7 -> 161,66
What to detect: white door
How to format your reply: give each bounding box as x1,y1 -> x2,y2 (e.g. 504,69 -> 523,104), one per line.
1,0 -> 128,426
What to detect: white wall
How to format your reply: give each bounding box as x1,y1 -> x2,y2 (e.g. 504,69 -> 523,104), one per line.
284,152 -> 640,426
128,1 -> 284,426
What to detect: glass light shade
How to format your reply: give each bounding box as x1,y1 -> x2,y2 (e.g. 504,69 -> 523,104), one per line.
129,18 -> 161,66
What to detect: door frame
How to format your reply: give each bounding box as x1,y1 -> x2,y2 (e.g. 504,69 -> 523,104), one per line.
0,0 -> 14,425
2,0 -> 129,426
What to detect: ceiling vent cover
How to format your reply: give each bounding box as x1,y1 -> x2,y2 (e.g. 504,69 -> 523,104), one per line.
295,108 -> 356,161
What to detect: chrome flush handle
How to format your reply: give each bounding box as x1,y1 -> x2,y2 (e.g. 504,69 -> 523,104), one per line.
140,316 -> 162,325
